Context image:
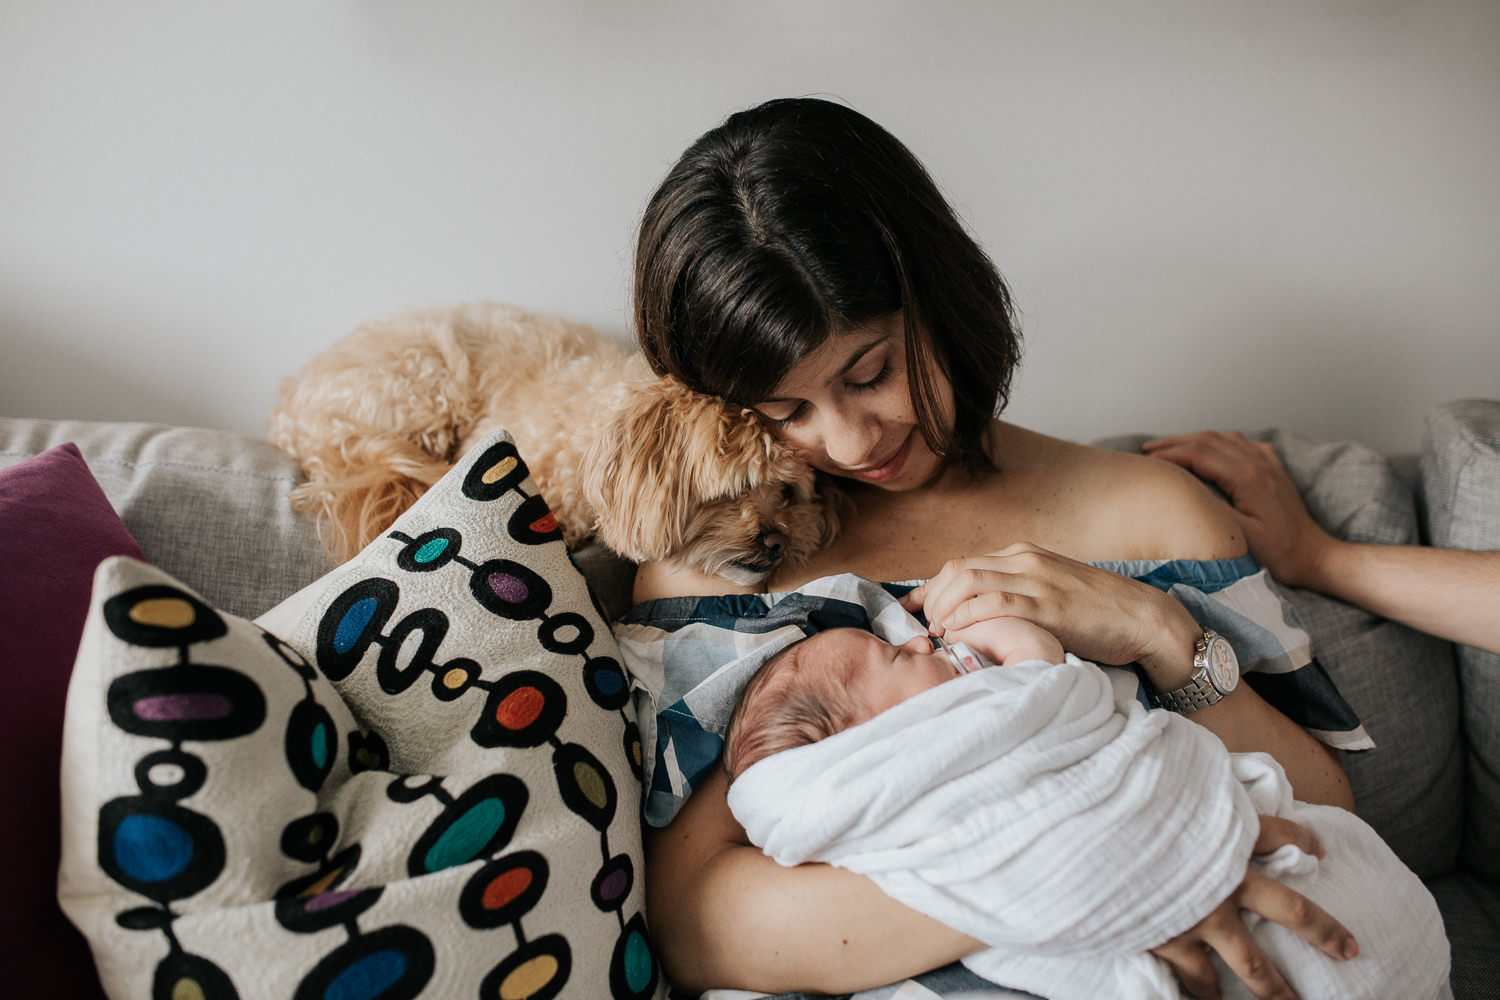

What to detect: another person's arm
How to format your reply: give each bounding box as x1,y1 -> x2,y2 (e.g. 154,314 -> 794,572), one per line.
1143,430 -> 1500,654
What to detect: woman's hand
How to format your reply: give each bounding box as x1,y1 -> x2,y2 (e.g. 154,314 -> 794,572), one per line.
901,542 -> 1202,688
1152,816 -> 1355,1000
1140,431 -> 1333,588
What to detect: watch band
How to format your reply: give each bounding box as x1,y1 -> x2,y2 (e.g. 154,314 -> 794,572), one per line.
1151,671 -> 1222,714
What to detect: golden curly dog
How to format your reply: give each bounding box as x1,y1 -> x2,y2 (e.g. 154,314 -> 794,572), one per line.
268,302 -> 840,586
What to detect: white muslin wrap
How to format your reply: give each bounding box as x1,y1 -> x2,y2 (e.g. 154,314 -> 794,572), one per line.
727,656 -> 1449,1000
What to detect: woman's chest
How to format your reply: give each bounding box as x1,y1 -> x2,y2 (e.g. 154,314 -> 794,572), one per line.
772,483 -> 1080,588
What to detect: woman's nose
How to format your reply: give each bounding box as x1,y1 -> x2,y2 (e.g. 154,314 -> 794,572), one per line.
820,407 -> 882,468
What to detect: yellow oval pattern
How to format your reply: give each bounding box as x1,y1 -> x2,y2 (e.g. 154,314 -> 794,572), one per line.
481,456 -> 518,485
499,955 -> 558,999
172,978 -> 207,1000
129,597 -> 196,629
574,762 -> 608,809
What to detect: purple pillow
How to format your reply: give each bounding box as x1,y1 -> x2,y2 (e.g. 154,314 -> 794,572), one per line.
0,443 -> 144,999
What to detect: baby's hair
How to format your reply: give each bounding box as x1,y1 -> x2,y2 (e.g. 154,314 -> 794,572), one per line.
723,632 -> 863,784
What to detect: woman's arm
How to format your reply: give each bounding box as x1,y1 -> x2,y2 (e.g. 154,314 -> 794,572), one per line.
650,739 -> 1357,999
646,767 -> 980,996
633,558 -> 761,603
1144,430 -> 1500,654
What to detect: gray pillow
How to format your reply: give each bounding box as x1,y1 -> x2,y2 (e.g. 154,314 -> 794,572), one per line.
1420,399 -> 1500,880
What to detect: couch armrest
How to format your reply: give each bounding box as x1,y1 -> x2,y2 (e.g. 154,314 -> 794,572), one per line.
1421,398 -> 1500,880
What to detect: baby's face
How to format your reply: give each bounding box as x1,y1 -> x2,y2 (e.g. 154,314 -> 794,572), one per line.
818,628 -> 959,722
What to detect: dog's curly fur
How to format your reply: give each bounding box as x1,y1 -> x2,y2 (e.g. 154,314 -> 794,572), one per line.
267,301 -> 839,586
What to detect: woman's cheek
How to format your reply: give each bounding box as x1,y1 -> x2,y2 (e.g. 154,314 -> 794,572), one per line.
774,428 -> 827,468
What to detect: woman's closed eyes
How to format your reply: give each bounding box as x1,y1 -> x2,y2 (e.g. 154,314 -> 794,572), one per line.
761,358 -> 896,429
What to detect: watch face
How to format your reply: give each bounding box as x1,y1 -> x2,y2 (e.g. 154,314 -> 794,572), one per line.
1206,635 -> 1239,693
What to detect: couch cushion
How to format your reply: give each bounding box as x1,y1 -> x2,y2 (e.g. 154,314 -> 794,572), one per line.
1420,398 -> 1500,880
1425,873 -> 1500,1000
58,431 -> 663,1000
0,443 -> 139,1000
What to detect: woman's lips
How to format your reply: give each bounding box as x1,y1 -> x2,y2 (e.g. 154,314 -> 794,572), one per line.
850,432 -> 913,484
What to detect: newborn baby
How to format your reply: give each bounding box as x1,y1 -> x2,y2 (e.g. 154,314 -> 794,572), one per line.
724,618 -> 1450,1000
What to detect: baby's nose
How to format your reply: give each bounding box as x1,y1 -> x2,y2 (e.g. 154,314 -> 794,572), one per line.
899,635 -> 936,655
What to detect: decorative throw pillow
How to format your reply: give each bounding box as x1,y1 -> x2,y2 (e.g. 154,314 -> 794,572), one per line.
59,431 -> 662,1000
0,443 -> 141,1000
1420,398 -> 1500,880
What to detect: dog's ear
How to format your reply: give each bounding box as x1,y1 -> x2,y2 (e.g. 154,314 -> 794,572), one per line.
584,377 -> 740,563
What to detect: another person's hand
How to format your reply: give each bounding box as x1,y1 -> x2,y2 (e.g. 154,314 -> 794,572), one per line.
1140,431 -> 1332,588
1152,815 -> 1355,1000
900,542 -> 1202,687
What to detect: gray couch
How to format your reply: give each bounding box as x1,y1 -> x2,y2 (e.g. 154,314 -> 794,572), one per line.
3,401 -> 1496,999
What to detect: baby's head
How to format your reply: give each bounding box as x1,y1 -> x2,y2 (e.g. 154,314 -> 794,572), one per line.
723,628 -> 957,783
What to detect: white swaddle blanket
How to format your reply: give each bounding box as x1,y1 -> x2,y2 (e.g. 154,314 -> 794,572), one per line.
727,656 -> 1449,1000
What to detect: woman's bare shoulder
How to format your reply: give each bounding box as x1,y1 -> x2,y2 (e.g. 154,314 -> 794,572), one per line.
632,559 -> 763,604
999,425 -> 1247,562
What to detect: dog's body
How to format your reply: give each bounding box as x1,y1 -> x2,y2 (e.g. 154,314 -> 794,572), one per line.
268,302 -> 838,586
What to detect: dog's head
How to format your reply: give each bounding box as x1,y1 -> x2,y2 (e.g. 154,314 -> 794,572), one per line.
583,377 -> 840,586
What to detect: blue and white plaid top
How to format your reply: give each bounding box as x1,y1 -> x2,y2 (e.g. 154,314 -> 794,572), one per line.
613,557 -> 1372,828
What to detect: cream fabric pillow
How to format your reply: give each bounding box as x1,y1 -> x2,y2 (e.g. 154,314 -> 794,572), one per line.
60,430 -> 661,1000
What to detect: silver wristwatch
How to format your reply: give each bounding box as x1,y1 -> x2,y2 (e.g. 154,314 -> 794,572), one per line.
1150,628 -> 1239,714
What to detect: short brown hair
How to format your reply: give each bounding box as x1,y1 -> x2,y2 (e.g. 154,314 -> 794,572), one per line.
723,632 -> 864,783
634,97 -> 1021,476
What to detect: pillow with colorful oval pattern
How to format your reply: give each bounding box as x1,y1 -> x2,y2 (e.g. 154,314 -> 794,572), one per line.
58,430 -> 663,1000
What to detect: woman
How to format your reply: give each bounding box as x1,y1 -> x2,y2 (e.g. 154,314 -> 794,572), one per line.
628,97 -> 1359,1000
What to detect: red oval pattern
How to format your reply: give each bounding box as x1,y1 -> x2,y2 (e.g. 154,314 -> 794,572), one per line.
495,687 -> 545,730
482,866 -> 533,910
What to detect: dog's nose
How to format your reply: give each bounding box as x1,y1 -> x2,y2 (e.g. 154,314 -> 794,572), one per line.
760,531 -> 789,562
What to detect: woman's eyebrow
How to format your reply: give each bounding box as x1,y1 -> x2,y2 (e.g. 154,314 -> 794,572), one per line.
761,339 -> 885,403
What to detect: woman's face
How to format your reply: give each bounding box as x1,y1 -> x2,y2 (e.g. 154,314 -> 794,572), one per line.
753,312 -> 950,491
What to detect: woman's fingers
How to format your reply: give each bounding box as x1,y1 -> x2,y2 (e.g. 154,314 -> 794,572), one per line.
1238,869 -> 1358,962
902,543 -> 1193,670
1255,815 -> 1325,859
901,551 -> 1037,632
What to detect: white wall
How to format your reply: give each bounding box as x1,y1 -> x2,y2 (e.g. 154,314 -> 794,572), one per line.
3,0 -> 1496,453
